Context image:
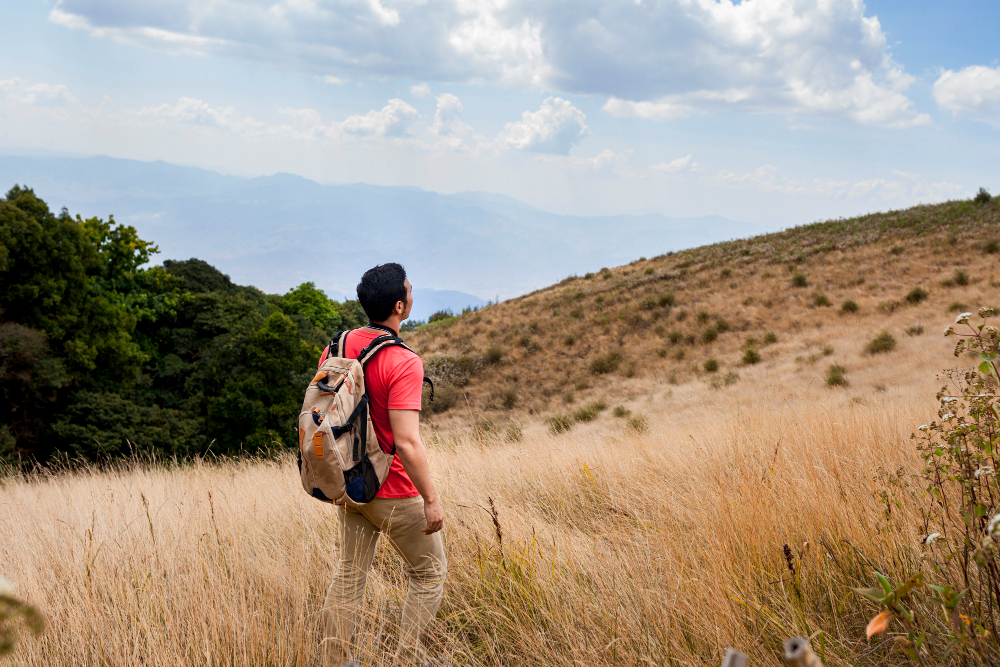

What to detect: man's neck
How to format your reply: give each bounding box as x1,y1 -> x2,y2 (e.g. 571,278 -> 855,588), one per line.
366,320 -> 400,336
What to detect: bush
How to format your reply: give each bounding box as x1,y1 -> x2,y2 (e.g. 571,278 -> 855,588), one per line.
658,293 -> 675,307
865,330 -> 897,355
840,299 -> 859,314
948,301 -> 968,313
974,186 -> 992,204
825,364 -> 848,387
484,345 -> 504,365
667,329 -> 683,344
626,414 -> 649,434
985,239 -> 999,255
763,331 -> 778,345
612,405 -> 631,418
703,358 -> 719,373
499,387 -> 517,410
547,414 -> 574,435
640,296 -> 658,311
812,293 -> 831,307
589,351 -> 622,374
905,325 -> 924,336
791,273 -> 808,288
573,401 -> 607,423
563,334 -> 576,346
426,383 -> 458,414
742,348 -> 761,365
905,287 -> 929,305
428,310 -> 453,323
701,327 -> 719,344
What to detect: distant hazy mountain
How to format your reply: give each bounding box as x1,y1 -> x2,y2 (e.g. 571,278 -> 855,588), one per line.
0,154 -> 775,301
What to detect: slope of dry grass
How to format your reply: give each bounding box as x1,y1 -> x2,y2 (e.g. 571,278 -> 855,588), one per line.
410,197 -> 999,423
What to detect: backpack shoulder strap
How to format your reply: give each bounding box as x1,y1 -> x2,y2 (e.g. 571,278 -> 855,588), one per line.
357,336 -> 436,402
327,331 -> 347,359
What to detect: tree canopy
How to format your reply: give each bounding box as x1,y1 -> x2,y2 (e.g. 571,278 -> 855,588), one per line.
0,186 -> 366,464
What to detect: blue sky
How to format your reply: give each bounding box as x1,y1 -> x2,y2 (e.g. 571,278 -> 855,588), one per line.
0,0 -> 998,226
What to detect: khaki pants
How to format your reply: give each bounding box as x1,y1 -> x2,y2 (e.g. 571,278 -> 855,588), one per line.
321,496 -> 447,666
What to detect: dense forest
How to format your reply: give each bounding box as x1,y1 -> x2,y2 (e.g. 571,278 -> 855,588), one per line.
0,186 -> 368,465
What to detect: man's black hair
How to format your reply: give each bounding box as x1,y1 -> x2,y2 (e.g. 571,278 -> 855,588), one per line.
357,263 -> 408,322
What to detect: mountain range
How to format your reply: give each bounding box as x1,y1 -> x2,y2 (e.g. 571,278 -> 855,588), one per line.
0,154 -> 775,318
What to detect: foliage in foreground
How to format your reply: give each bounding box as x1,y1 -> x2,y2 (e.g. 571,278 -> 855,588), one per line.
855,307 -> 1000,662
0,187 -> 366,464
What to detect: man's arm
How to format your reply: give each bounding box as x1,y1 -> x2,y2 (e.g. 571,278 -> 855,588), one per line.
388,409 -> 443,534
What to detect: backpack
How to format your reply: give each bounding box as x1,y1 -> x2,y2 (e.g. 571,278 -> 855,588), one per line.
297,328 -> 432,505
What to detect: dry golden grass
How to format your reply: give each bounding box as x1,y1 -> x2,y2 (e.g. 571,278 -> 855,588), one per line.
410,198 -> 999,421
0,321 -> 967,665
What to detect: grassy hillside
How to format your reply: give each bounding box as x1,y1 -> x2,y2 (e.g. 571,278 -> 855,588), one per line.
411,196 -> 1000,426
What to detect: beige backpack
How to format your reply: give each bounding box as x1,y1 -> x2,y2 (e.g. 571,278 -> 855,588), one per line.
298,330 -> 430,504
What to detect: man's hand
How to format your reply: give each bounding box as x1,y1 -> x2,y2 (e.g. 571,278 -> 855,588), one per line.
423,498 -> 444,534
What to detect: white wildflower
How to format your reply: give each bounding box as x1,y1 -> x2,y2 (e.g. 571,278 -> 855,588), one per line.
980,307 -> 996,319
989,513 -> 1000,541
0,576 -> 16,598
918,424 -> 929,432
942,413 -> 955,422
943,326 -> 955,337
956,312 -> 972,325
923,532 -> 943,545
976,466 -> 995,479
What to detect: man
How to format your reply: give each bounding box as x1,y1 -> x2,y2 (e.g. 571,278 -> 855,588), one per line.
320,263 -> 446,667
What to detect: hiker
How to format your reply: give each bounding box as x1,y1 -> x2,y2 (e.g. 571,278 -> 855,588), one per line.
319,263 -> 446,667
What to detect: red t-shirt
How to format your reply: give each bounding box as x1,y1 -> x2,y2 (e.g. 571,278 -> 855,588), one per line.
318,327 -> 422,499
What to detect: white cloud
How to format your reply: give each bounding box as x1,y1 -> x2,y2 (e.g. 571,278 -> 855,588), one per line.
603,98 -> 694,121
496,97 -> 588,154
341,98 -> 419,137
411,83 -> 431,97
0,77 -> 78,109
934,66 -> 1000,126
537,148 -> 629,172
650,155 -> 698,173
324,76 -> 345,85
48,0 -> 924,127
716,165 -> 966,203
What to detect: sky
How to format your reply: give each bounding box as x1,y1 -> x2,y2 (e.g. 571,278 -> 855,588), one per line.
0,0 -> 998,226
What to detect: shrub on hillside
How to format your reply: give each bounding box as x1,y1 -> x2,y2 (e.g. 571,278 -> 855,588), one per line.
985,239 -> 999,255
658,292 -> 675,307
791,273 -> 808,288
428,310 -> 454,323
905,325 -> 924,337
825,364 -> 848,387
949,301 -> 968,313
484,345 -> 504,365
589,351 -> 622,374
840,299 -> 859,314
742,348 -> 761,365
573,401 -> 607,423
763,331 -> 778,345
974,186 -> 992,204
703,358 -> 719,373
905,287 -> 929,305
612,405 -> 631,418
626,414 -> 649,434
701,327 -> 719,344
547,414 -> 574,435
812,293 -> 831,307
865,330 -> 897,355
